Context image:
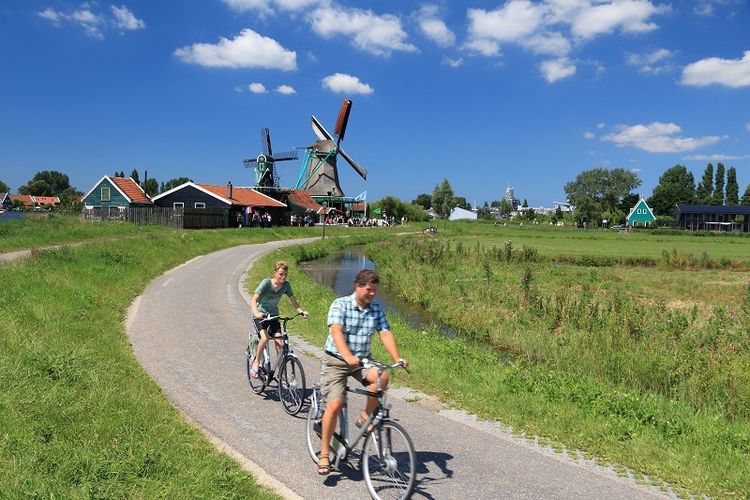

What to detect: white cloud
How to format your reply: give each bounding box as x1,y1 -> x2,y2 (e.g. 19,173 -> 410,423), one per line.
681,51 -> 750,88
463,38 -> 500,57
571,1 -> 664,39
626,48 -> 674,74
276,84 -> 296,94
111,5 -> 145,30
36,4 -> 144,38
309,5 -> 417,56
463,1 -> 667,81
539,57 -> 576,83
248,83 -> 267,93
37,8 -> 63,23
683,153 -> 749,161
746,122 -> 750,132
175,29 -> 297,70
602,122 -> 723,153
417,5 -> 455,47
584,131 -> 596,139
467,1 -> 544,44
322,73 -> 373,95
443,56 -> 464,68
222,0 -> 272,16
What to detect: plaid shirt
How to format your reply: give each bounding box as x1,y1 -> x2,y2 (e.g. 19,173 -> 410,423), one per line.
325,293 -> 390,357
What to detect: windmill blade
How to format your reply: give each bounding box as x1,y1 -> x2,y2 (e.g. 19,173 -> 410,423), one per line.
311,115 -> 333,141
338,146 -> 367,180
273,150 -> 298,161
334,98 -> 352,143
262,128 -> 272,156
243,159 -> 258,168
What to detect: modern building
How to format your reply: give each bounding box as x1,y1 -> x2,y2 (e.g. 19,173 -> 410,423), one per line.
674,204 -> 750,232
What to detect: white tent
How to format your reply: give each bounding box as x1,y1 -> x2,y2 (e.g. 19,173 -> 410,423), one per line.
449,206 -> 477,221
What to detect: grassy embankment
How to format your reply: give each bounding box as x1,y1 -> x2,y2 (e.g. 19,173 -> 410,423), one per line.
251,223 -> 750,498
0,216 -> 393,497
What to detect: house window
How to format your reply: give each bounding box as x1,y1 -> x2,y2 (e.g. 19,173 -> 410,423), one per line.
101,186 -> 111,202
194,202 -> 206,209
173,202 -> 184,214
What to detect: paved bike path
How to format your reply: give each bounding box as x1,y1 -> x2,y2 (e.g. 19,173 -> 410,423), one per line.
126,240 -> 668,499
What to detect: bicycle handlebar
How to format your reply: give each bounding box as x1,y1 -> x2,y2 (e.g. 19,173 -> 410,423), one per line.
258,311 -> 308,323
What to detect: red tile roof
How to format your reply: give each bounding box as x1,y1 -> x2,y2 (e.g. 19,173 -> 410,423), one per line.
197,184 -> 286,207
286,189 -> 324,212
34,196 -> 60,206
111,177 -> 152,204
10,194 -> 34,206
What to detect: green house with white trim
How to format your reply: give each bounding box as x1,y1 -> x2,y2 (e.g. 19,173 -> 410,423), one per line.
626,197 -> 656,227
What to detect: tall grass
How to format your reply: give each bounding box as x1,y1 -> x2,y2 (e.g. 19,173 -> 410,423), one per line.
248,237 -> 750,497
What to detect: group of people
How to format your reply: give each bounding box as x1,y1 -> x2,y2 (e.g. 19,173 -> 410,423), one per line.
248,261 -> 408,476
240,211 -> 273,228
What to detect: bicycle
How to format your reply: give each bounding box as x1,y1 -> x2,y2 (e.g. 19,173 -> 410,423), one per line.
305,355 -> 416,500
245,313 -> 307,416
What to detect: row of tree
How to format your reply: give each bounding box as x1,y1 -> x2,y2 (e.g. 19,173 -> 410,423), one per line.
1,170 -> 194,211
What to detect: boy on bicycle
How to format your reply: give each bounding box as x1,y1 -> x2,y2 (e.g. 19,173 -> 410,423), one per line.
317,269 -> 408,475
249,261 -> 308,378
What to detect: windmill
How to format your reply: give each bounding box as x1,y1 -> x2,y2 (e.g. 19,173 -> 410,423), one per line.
244,128 -> 298,188
295,98 -> 367,197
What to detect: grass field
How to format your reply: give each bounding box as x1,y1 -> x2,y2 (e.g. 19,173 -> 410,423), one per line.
250,223 -> 750,498
3,216 -> 749,497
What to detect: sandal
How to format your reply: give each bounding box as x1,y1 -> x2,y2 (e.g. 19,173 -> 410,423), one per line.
317,454 -> 331,476
250,366 -> 259,379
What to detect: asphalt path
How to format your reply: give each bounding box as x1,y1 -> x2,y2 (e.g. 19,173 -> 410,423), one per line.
126,239 -> 669,499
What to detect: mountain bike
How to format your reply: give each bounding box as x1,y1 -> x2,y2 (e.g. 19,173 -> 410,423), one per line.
306,355 -> 416,500
246,313 -> 307,416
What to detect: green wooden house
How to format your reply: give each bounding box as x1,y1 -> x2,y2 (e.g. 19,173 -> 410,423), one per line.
81,175 -> 152,218
626,197 -> 656,227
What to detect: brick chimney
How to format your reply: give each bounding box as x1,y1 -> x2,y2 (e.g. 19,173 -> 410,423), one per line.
227,181 -> 233,199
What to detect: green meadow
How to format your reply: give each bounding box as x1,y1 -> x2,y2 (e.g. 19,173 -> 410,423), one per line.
254,222 -> 750,498
3,215 -> 749,497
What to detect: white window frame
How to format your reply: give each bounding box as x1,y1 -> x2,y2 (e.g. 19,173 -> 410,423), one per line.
194,202 -> 206,209
173,202 -> 184,214
101,186 -> 111,202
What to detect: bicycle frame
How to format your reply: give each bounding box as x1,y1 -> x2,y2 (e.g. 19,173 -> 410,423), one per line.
255,314 -> 300,380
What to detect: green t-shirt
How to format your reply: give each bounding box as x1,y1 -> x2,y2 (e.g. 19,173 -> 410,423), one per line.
254,278 -> 293,316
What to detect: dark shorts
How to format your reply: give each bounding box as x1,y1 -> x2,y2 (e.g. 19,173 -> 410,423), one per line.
253,317 -> 281,338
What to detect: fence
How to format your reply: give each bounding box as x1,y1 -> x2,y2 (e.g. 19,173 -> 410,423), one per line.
82,206 -> 184,229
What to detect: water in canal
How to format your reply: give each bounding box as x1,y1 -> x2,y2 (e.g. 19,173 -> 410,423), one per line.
300,247 -> 459,337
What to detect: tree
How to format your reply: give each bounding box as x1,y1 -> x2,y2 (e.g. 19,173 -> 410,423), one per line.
412,193 -> 432,210
741,184 -> 750,206
476,206 -> 494,220
726,166 -> 739,205
58,187 -> 83,213
370,196 -> 428,222
142,178 -> 159,197
498,198 -> 512,218
522,198 -> 528,207
452,196 -> 470,210
647,164 -> 696,216
490,200 -> 502,208
130,169 -> 140,184
0,180 -> 9,193
564,167 -> 641,220
18,171 -> 71,196
162,177 -> 192,193
696,163 -> 713,204
713,163 -> 725,205
431,179 -> 454,219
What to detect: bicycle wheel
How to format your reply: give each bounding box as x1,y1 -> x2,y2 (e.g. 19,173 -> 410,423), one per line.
305,389 -> 332,464
246,352 -> 266,394
278,355 -> 306,416
362,421 -> 416,500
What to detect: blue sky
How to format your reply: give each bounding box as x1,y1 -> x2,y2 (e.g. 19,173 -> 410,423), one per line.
1,0 -> 749,207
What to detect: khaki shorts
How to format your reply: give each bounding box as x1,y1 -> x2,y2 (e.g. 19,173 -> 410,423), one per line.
320,355 -> 369,403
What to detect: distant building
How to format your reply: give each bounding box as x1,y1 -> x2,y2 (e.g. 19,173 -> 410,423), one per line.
81,176 -> 152,217
505,185 -> 520,211
626,197 -> 656,227
675,204 -> 750,233
449,206 -> 477,221
1,193 -> 13,210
